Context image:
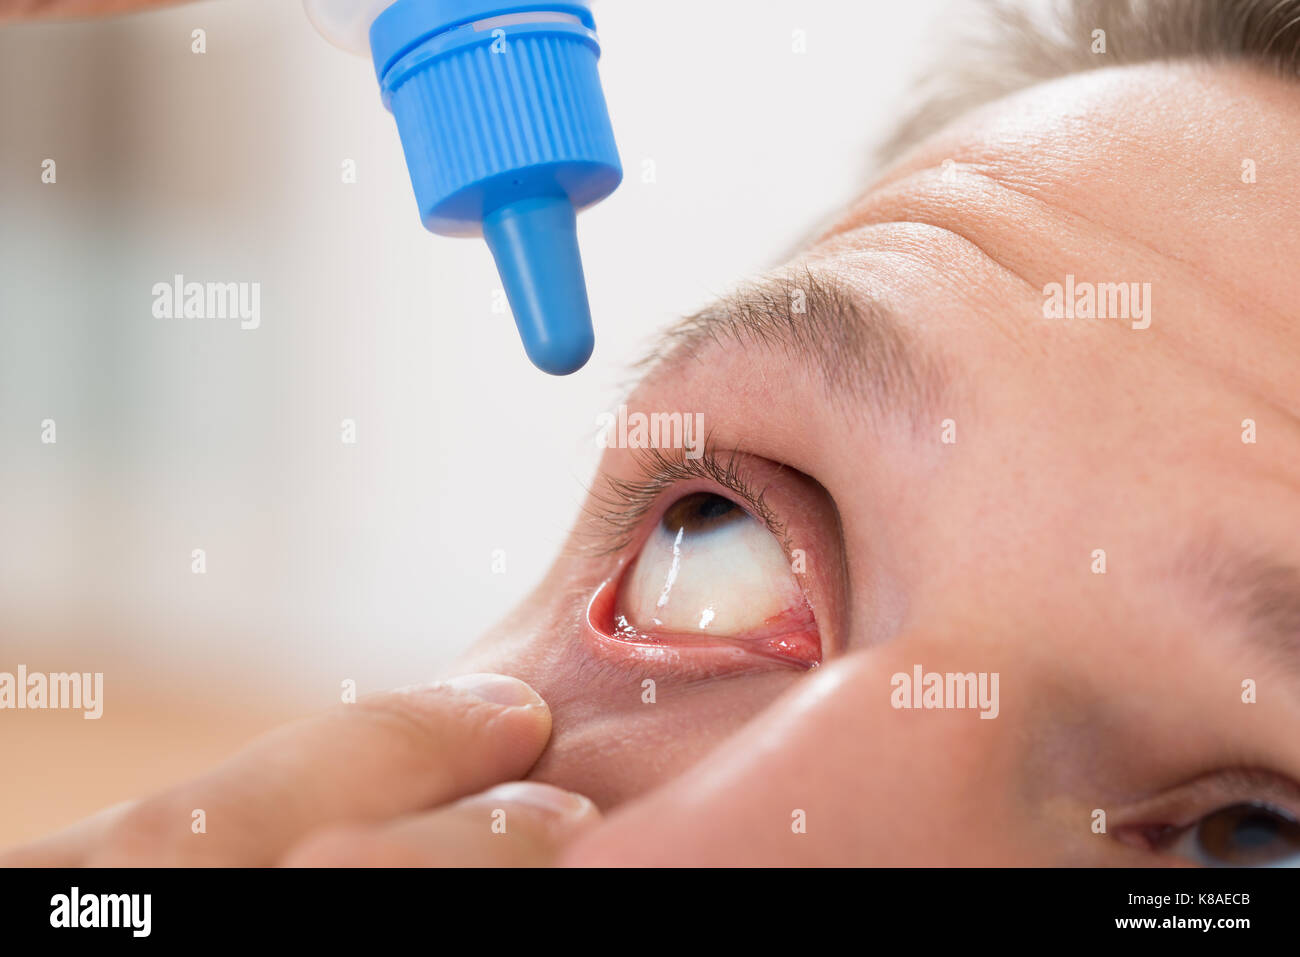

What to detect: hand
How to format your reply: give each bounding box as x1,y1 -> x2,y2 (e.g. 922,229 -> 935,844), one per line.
0,674 -> 599,866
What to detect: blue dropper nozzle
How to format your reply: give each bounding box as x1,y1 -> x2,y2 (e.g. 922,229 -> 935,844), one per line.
369,1 -> 622,375
483,195 -> 594,375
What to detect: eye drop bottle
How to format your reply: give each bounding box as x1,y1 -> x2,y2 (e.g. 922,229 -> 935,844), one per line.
304,0 -> 622,375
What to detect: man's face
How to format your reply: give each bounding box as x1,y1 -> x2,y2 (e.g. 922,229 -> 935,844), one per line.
453,62 -> 1300,864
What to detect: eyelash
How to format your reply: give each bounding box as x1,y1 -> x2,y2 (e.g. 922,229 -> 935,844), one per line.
578,444 -> 788,558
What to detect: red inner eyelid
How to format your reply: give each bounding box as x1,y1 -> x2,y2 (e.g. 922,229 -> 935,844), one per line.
586,576 -> 821,670
615,602 -> 816,645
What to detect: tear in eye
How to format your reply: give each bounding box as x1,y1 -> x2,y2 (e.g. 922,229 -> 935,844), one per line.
615,492 -> 808,640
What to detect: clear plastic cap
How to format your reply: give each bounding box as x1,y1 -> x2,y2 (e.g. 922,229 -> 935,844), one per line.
303,0 -> 395,55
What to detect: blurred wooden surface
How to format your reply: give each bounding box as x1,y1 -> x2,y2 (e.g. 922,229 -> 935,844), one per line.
0,677 -> 298,850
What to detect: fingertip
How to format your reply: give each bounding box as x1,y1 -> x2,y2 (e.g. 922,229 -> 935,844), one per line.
470,781 -> 599,820
439,673 -> 547,710
463,781 -> 602,845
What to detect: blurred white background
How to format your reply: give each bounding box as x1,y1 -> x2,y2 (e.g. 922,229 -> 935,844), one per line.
0,0 -> 948,838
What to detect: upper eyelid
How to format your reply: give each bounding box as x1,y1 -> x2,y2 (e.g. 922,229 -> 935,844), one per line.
576,444 -> 787,558
1115,766 -> 1300,834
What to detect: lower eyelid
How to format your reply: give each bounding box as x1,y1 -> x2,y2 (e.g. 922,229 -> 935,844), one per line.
583,575 -> 820,673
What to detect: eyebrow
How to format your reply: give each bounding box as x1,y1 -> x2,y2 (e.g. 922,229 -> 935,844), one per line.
633,265 -> 948,429
1175,537 -> 1300,676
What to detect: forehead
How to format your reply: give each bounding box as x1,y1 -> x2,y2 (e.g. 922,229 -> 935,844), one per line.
808,62 -> 1300,419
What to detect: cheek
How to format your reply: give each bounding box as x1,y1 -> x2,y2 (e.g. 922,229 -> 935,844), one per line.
524,670 -> 804,809
438,583 -> 784,809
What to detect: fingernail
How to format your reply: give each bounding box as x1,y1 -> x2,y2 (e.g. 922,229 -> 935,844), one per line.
473,782 -> 595,819
442,672 -> 544,708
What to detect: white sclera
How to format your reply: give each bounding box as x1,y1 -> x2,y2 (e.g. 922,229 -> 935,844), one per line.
303,0 -> 396,56
619,501 -> 802,637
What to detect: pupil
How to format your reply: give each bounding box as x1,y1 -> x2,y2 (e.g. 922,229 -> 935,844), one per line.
1232,811 -> 1278,850
695,495 -> 737,521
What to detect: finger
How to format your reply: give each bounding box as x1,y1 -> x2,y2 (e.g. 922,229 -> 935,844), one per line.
0,801 -> 133,867
282,782 -> 601,867
74,673 -> 551,866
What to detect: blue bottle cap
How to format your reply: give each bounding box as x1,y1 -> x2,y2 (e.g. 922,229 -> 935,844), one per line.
370,0 -> 622,375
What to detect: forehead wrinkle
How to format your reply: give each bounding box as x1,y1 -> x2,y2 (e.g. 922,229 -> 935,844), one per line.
631,264 -> 949,433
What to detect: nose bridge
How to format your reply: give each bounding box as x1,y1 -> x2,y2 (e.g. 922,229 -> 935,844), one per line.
813,644 -> 1019,863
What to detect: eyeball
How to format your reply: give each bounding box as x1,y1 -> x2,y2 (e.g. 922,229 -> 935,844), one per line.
615,492 -> 805,638
1172,802 -> 1300,867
